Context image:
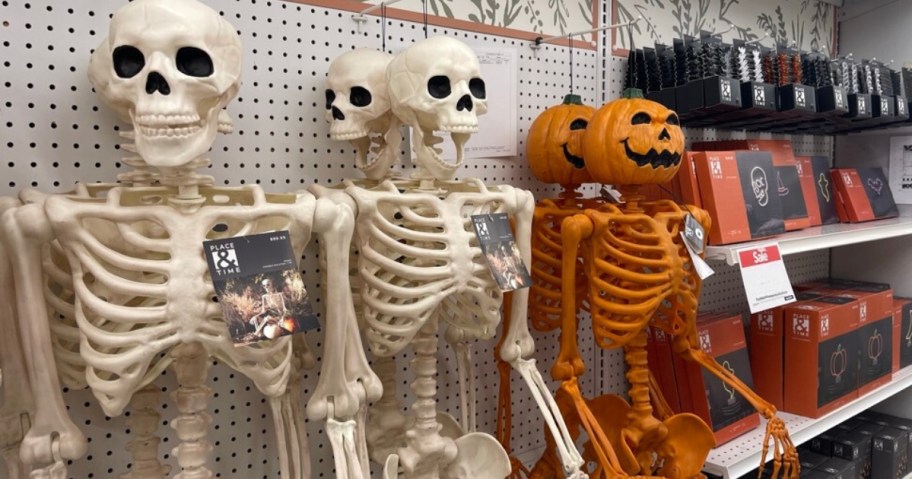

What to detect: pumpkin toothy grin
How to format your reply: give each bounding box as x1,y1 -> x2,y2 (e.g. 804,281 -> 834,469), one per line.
621,138 -> 681,168
561,143 -> 585,169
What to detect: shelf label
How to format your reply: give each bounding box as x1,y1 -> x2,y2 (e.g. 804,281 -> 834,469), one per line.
737,243 -> 796,314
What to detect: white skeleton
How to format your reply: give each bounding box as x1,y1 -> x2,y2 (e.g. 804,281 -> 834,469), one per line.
0,1 -> 380,478
315,36 -> 585,479
325,49 -> 401,180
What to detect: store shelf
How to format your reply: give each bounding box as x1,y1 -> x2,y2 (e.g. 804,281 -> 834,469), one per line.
703,368 -> 912,479
704,217 -> 912,266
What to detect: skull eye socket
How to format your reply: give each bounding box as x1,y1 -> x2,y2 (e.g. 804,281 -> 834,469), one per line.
350,86 -> 372,107
427,75 -> 451,99
666,113 -> 680,126
631,112 -> 652,125
469,78 -> 486,99
325,90 -> 335,109
112,45 -> 145,79
569,119 -> 588,130
176,47 -> 214,77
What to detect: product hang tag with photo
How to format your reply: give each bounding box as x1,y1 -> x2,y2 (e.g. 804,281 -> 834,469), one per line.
736,243 -> 796,314
681,213 -> 713,280
680,232 -> 715,280
204,231 -> 320,347
471,213 -> 532,292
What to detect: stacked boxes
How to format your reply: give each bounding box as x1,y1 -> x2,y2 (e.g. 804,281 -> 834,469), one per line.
830,168 -> 899,222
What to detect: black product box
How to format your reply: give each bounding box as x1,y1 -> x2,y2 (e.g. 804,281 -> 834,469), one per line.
818,85 -> 850,116
811,428 -> 841,456
847,93 -> 873,119
872,427 -> 909,479
647,88 -> 676,111
780,83 -> 818,113
805,155 -> 840,225
879,414 -> 912,469
801,450 -> 832,469
816,457 -> 857,479
686,81 -> 777,128
834,430 -> 873,479
837,417 -> 866,432
803,470 -> 832,479
857,316 -> 893,394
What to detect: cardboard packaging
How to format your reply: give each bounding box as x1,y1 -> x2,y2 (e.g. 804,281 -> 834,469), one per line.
800,450 -> 832,470
681,313 -> 760,444
677,151 -> 704,208
856,314 -> 893,395
830,168 -> 899,223
872,427 -> 910,479
893,298 -> 912,372
796,155 -> 840,226
816,457 -> 857,479
693,139 -> 810,231
784,296 -> 861,417
647,326 -> 682,412
833,430 -> 873,479
749,290 -> 831,412
694,150 -> 786,245
810,428 -> 840,456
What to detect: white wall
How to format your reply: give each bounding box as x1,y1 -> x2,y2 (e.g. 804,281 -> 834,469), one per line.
839,0 -> 912,63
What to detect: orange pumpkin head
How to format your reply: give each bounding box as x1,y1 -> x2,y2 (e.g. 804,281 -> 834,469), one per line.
583,89 -> 684,186
526,94 -> 596,187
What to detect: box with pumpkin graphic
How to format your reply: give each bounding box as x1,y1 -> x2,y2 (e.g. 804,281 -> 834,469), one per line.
680,313 -> 760,445
894,298 -> 912,373
693,150 -> 786,245
784,295 -> 861,418
830,168 -> 899,222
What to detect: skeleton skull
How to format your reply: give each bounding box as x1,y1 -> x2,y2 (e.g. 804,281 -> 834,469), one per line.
387,36 -> 487,181
88,0 -> 242,168
325,49 -> 400,179
750,166 -> 769,206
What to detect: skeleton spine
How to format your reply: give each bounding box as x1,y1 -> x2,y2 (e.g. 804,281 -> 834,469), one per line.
169,342 -> 214,479
121,385 -> 171,479
624,330 -> 653,418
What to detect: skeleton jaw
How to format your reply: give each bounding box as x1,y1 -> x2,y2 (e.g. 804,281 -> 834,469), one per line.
412,126 -> 476,181
130,99 -> 221,168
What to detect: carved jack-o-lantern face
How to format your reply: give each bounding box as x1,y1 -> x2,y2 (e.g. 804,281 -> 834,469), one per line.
526,95 -> 596,187
583,92 -> 684,185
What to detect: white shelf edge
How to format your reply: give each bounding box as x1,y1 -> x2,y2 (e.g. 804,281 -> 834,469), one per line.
704,217 -> 912,266
703,368 -> 912,479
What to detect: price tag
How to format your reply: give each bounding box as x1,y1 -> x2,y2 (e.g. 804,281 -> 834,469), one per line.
471,213 -> 532,291
682,213 -> 705,254
204,231 -> 319,346
737,243 -> 796,314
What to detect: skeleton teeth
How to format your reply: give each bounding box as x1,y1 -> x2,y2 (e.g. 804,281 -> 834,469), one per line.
331,130 -> 371,141
139,124 -> 202,138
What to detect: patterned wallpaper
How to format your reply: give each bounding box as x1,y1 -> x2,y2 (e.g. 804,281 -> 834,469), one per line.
416,0 -> 595,34
613,0 -> 836,54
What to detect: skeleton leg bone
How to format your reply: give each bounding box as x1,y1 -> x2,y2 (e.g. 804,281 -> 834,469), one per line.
672,336 -> 799,479
169,342 -> 214,479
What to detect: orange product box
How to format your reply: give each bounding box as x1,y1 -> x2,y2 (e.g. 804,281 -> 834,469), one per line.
693,139 -> 810,231
647,326 -> 681,412
677,151 -> 704,208
682,313 -> 760,445
749,290 -> 827,410
796,155 -> 840,226
693,150 -> 787,245
830,168 -> 899,222
784,295 -> 861,417
895,298 -> 912,373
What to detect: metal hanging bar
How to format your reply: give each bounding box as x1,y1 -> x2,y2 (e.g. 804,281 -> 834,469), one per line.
710,22 -> 735,37
746,32 -> 769,46
531,15 -> 643,50
353,0 -> 405,31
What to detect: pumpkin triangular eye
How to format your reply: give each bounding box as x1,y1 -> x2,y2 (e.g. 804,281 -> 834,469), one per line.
569,119 -> 588,130
631,112 -> 651,125
666,113 -> 680,125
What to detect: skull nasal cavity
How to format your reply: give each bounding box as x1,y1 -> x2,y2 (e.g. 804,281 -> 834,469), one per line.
145,72 -> 170,95
456,94 -> 473,112
332,107 -> 345,121
659,128 -> 670,140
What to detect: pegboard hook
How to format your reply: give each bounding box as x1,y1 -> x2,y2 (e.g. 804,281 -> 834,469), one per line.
353,0 -> 404,33
710,22 -> 735,38
531,15 -> 643,52
745,32 -> 769,46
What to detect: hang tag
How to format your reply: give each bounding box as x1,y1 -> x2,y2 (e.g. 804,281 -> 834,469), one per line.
599,185 -> 625,204
682,213 -> 706,255
736,243 -> 796,314
204,231 -> 319,347
680,232 -> 714,280
471,213 -> 532,292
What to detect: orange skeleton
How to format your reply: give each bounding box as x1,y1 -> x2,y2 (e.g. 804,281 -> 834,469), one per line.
518,92 -> 798,478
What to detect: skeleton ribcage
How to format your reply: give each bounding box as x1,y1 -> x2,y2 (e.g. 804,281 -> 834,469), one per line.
45,186 -> 314,416
349,180 -> 516,356
585,204 -> 697,350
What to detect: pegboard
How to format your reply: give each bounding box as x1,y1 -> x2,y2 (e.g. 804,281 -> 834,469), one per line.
0,0 -> 838,478
0,0 -> 602,477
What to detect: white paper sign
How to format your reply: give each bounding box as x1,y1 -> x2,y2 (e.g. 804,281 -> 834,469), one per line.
737,244 -> 796,314
420,46 -> 519,162
888,135 -> 912,204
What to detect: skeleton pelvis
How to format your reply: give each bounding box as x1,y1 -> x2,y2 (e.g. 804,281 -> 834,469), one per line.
586,394 -> 713,479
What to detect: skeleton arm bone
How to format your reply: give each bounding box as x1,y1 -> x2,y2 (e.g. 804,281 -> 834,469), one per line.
0,204 -> 87,470
498,190 -> 587,477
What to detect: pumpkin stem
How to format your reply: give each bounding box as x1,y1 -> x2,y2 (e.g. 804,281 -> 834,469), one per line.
621,88 -> 645,99
562,94 -> 583,105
